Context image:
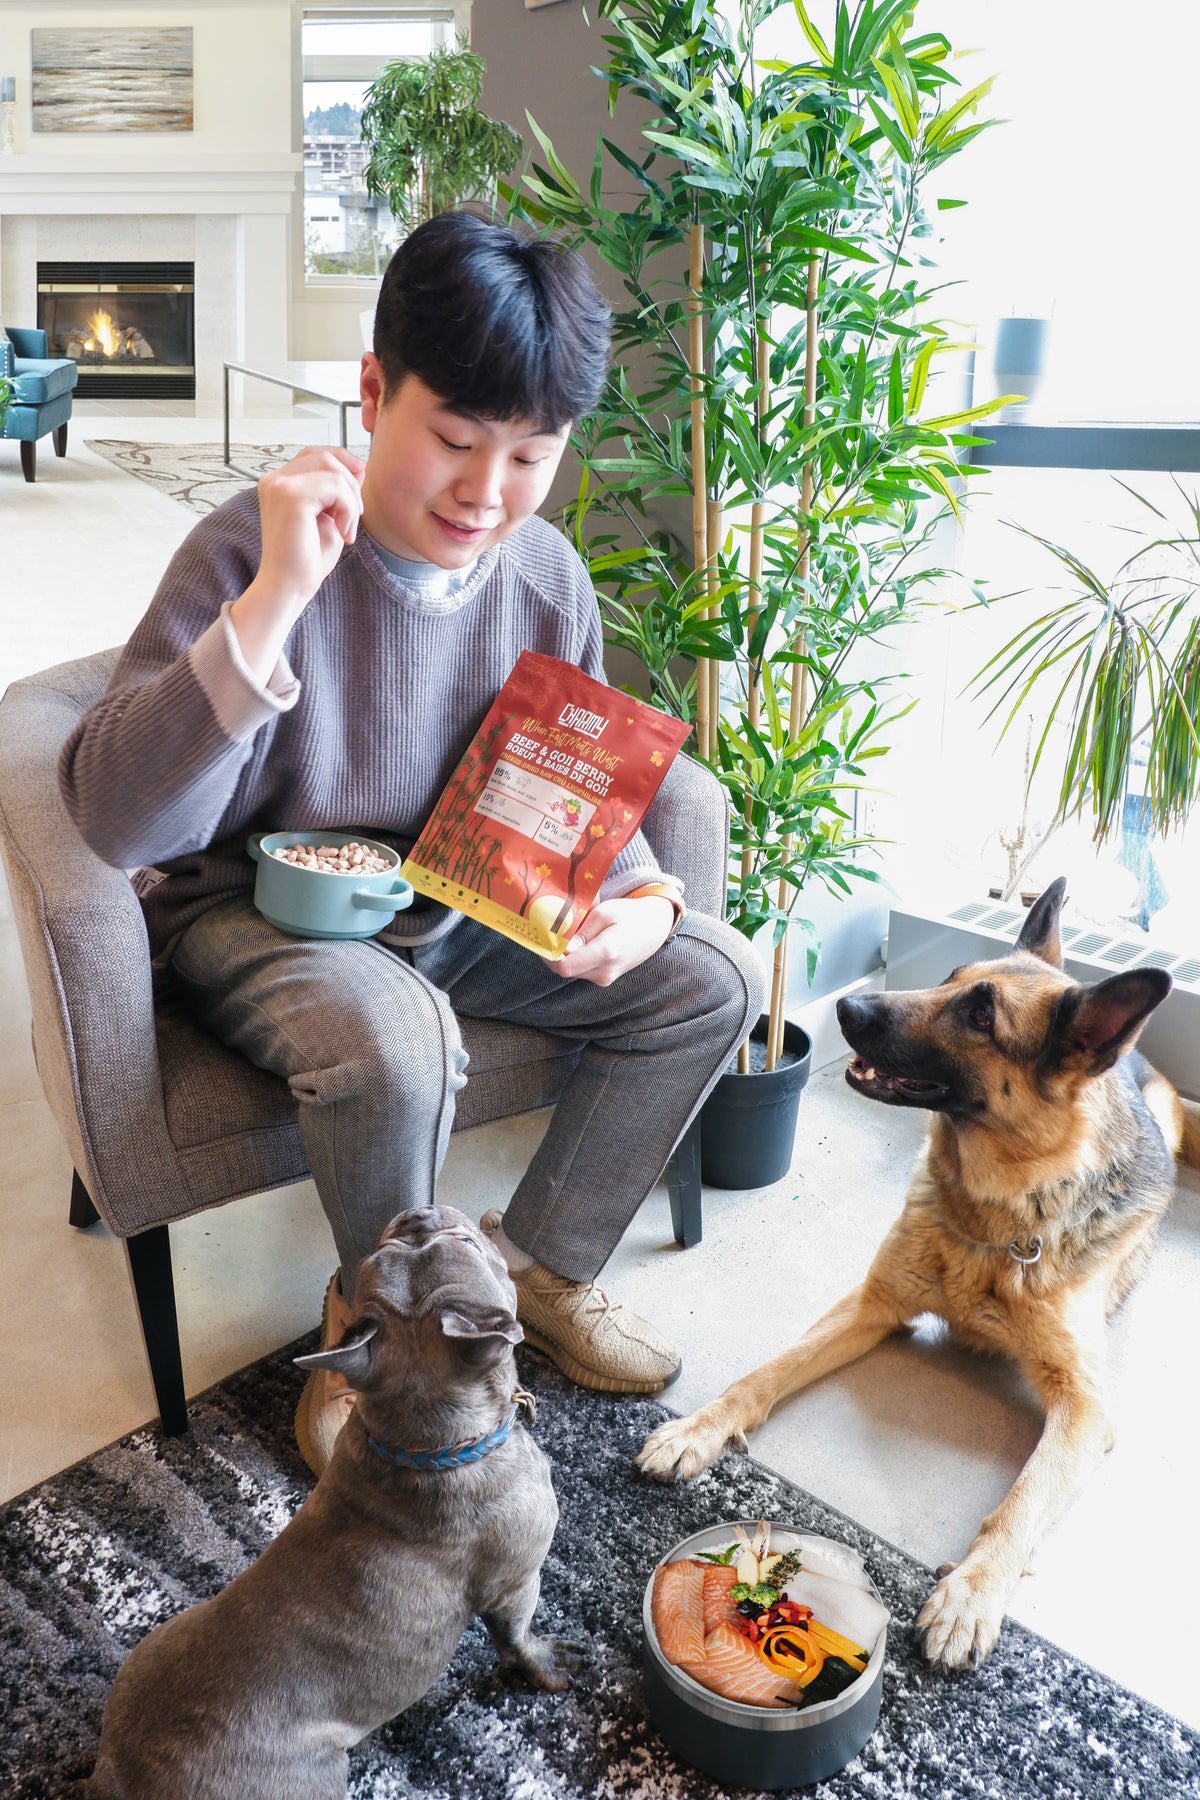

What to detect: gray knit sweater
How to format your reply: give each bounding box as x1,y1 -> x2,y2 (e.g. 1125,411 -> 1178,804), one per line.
59,488 -> 670,955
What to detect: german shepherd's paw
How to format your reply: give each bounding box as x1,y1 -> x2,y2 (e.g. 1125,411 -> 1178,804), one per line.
916,1565 -> 1007,1670
635,1411 -> 747,1483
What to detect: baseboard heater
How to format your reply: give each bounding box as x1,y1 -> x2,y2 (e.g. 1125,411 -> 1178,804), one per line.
885,899 -> 1200,1101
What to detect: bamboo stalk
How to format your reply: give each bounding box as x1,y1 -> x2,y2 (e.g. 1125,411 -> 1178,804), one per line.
766,252 -> 819,1072
688,219 -> 711,760
740,327 -> 771,1075
706,494 -> 723,729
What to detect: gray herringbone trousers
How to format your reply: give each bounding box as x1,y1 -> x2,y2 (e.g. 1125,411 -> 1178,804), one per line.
171,899 -> 765,1297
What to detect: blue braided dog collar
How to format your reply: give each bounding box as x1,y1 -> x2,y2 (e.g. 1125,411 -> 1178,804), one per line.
365,1390 -> 534,1472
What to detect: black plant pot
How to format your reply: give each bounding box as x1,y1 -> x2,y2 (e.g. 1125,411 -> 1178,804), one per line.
700,1015 -> 813,1190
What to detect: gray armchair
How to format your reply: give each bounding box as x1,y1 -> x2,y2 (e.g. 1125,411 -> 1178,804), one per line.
0,648 -> 727,1434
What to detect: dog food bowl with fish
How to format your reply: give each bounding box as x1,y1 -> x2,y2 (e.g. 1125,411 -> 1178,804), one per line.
643,1521 -> 888,1789
247,831 -> 413,940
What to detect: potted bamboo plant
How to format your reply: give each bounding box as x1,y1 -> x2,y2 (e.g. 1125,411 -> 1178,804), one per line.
970,485 -> 1200,901
360,39 -> 524,236
513,0 -> 1008,1185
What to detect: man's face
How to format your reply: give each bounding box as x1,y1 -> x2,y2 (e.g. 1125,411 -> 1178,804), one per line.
358,361 -> 571,568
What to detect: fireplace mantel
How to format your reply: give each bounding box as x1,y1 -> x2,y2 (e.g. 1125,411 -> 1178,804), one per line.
0,153 -> 300,215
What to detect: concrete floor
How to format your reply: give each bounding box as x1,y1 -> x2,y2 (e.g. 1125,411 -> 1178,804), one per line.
2,403 -> 1198,1736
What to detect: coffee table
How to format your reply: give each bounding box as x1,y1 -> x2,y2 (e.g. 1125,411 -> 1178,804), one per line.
222,359 -> 364,478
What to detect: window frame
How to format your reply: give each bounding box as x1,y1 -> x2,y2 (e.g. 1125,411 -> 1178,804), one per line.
294,1 -> 470,298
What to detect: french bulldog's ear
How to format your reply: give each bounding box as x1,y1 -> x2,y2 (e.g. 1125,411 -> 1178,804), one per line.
294,1317 -> 380,1387
1013,877 -> 1068,968
439,1308 -> 523,1370
1045,968 -> 1172,1076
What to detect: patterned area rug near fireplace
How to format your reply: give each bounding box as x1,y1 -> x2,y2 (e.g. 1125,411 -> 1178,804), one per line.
2,1341 -> 1197,1800
85,440 -> 308,513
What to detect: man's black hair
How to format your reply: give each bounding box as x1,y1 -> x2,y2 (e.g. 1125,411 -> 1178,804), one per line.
371,210 -> 611,432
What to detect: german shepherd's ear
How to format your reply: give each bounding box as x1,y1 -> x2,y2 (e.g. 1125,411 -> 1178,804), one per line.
1045,968 -> 1172,1076
1013,876 -> 1068,968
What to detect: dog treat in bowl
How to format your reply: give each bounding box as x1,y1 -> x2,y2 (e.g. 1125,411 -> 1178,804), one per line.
271,840 -> 393,875
246,830 -> 412,941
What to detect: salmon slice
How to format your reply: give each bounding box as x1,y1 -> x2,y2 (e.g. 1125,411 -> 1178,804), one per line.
681,1621 -> 798,1709
651,1560 -> 706,1667
702,1562 -> 742,1636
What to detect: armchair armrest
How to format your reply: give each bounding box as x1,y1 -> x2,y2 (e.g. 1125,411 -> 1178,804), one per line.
0,652 -> 182,1236
641,751 -> 730,919
6,326 -> 49,360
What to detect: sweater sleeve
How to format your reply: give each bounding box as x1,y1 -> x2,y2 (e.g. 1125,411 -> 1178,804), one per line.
568,544 -> 685,905
58,493 -> 298,869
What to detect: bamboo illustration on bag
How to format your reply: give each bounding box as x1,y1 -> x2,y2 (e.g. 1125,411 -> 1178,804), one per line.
401,651 -> 689,959
408,713 -> 510,888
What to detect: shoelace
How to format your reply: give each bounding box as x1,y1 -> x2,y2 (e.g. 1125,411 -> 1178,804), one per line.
531,1268 -> 621,1322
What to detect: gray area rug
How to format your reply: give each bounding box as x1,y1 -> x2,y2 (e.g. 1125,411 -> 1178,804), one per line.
3,1341 -> 1197,1800
86,440 -> 308,513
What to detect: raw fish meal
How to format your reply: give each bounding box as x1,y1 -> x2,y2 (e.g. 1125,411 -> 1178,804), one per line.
651,1521 -> 888,1711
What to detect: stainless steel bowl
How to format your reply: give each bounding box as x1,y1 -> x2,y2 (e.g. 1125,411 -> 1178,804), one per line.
642,1522 -> 888,1790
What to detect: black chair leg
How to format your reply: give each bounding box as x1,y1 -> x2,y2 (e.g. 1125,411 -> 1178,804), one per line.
666,1115 -> 703,1248
20,439 -> 36,482
53,422 -> 69,457
69,1169 -> 101,1229
123,1225 -> 188,1437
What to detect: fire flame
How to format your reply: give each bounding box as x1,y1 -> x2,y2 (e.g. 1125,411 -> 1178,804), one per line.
85,309 -> 120,358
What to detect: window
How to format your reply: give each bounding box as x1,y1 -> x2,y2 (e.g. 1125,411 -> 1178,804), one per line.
751,4 -> 1200,951
300,7 -> 466,284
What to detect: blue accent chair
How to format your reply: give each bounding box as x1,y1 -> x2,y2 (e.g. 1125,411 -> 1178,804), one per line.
0,326 -> 78,483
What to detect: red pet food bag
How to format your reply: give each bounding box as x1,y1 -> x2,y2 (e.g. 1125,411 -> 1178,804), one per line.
401,651 -> 690,958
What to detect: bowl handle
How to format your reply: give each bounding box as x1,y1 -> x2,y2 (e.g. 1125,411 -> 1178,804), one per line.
352,878 -> 414,915
247,832 -> 267,863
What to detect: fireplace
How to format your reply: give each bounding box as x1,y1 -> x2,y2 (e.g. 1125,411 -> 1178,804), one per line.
36,261 -> 195,399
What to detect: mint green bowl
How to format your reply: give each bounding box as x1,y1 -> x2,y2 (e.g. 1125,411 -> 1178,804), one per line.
247,831 -> 414,940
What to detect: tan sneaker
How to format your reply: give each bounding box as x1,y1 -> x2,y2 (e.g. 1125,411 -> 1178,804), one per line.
480,1210 -> 681,1395
294,1269 -> 358,1477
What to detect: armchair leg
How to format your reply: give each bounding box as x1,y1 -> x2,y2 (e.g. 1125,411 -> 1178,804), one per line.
53,422 -> 69,457
69,1169 -> 100,1229
20,439 -> 36,482
665,1115 -> 703,1248
123,1226 -> 188,1437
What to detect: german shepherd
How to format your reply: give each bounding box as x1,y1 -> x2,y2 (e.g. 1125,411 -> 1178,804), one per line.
637,878 -> 1200,1669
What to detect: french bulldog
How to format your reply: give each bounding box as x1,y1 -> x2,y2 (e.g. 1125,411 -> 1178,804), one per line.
87,1205 -> 576,1798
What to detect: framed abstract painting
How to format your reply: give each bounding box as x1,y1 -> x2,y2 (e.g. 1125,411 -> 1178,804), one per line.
31,28 -> 194,134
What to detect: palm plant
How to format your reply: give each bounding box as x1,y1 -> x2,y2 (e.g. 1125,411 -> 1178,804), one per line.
513,0 -> 1005,1067
360,40 -> 523,237
970,482 -> 1200,896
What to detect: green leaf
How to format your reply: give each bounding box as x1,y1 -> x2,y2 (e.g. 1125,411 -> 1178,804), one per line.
524,112 -> 582,198
872,46 -> 919,141
888,345 -> 904,425
926,76 -> 996,148
793,0 -> 832,63
866,96 -> 912,163
914,459 -> 963,522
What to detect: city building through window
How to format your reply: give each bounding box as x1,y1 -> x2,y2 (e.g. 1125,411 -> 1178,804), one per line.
301,9 -> 462,282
